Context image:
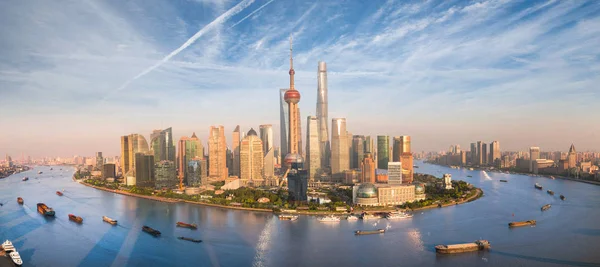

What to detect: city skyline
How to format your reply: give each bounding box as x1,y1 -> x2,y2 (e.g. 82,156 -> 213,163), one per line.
2,0 -> 600,157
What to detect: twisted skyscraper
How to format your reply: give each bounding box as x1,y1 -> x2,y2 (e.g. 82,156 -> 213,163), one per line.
316,61 -> 330,171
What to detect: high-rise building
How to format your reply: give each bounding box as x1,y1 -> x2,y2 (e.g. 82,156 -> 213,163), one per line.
286,154 -> 308,202
365,136 -> 374,154
331,118 -> 349,181
121,134 -> 149,180
120,136 -> 130,175
187,159 -> 207,187
96,152 -> 103,170
470,143 -> 477,165
279,89 -> 289,158
352,135 -> 365,169
347,131 -> 353,170
392,137 -> 401,162
388,162 -> 402,185
155,160 -> 176,189
401,152 -> 414,183
208,126 -> 228,180
232,125 -> 241,177
135,153 -> 155,188
297,108 -> 303,157
490,141 -> 500,166
377,136 -> 390,169
482,143 -> 488,165
306,116 -> 321,181
264,147 -> 274,179
150,127 -> 176,164
476,141 -> 483,166
530,147 -> 540,172
360,152 -> 375,183
102,163 -> 116,179
259,125 -> 273,155
316,61 -> 330,171
177,136 -> 189,185
568,144 -> 577,169
240,129 -> 264,184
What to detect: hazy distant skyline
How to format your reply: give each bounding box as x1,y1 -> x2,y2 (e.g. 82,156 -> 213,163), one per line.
1,0 -> 599,157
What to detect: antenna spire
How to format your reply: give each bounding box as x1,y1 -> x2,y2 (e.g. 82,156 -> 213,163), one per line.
289,34 -> 295,90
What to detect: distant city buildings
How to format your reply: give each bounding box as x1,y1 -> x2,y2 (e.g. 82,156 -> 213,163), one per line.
208,126 -> 228,181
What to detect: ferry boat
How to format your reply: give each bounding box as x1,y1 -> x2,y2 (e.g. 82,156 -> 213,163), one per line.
508,220 -> 536,227
534,183 -> 543,190
560,195 -> 566,200
499,180 -> 508,182
386,211 -> 413,220
541,204 -> 551,211
355,229 -> 385,235
178,237 -> 202,243
102,216 -> 117,225
56,191 -> 63,196
1,240 -> 23,266
435,240 -> 490,254
346,215 -> 359,221
318,215 -> 341,222
469,168 -> 474,171
22,177 -> 28,181
176,222 -> 198,229
361,214 -> 380,220
17,197 -> 23,205
37,203 -> 55,217
68,214 -> 83,224
278,214 -> 298,221
547,190 -> 554,195
142,226 -> 161,237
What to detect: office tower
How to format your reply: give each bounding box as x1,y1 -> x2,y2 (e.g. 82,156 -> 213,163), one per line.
187,159 -> 207,187
490,141 -> 500,166
240,128 -> 264,184
177,136 -> 190,186
96,152 -> 103,169
530,147 -> 540,172
306,116 -> 321,181
120,136 -> 130,175
102,163 -> 116,179
232,125 -> 241,177
568,144 -> 577,169
352,135 -> 365,169
470,143 -> 477,165
400,136 -> 411,153
365,136 -> 374,153
482,143 -> 488,165
264,147 -> 274,179
297,108 -> 303,157
331,118 -> 349,181
259,125 -> 274,155
401,152 -> 414,183
392,137 -> 401,162
155,161 -> 176,189
149,127 -> 175,164
361,152 -> 375,183
476,141 -> 483,166
347,131 -> 353,169
286,154 -> 308,201
208,126 -> 228,180
388,162 -> 402,185
316,61 -> 330,171
279,89 -> 289,158
226,148 -> 233,175
377,136 -> 390,169
135,153 -> 155,188
122,134 -> 149,178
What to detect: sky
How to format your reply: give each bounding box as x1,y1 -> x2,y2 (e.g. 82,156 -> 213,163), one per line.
0,0 -> 599,158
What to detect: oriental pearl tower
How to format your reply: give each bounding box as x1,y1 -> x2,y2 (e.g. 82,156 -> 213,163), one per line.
284,36 -> 302,165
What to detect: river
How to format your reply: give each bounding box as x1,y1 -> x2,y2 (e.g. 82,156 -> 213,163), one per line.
1,163 -> 599,267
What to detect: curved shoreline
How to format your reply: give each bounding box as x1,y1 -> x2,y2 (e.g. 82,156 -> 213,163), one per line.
407,188 -> 483,212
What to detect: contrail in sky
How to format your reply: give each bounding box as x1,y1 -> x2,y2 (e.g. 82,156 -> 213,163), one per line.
228,0 -> 276,29
105,0 -> 263,100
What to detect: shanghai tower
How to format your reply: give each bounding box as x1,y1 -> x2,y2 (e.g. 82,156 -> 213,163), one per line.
316,61 -> 330,170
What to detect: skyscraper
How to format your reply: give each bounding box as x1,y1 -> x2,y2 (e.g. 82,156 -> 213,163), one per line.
240,128 -> 264,184
120,136 -> 130,175
476,141 -> 483,166
177,136 -> 190,186
490,141 -> 500,166
121,134 -> 149,181
155,160 -> 176,189
306,116 -> 321,181
187,159 -> 207,187
208,126 -> 228,180
360,152 -> 375,183
150,127 -> 176,164
232,125 -> 241,177
347,131 -> 353,169
377,136 -> 389,169
96,152 -> 103,170
568,144 -> 576,169
482,143 -> 488,165
388,161 -> 402,185
259,125 -> 273,155
331,118 -> 349,181
279,89 -> 289,158
530,147 -> 540,172
316,61 -> 330,171
352,135 -> 365,169
392,136 -> 402,162
135,153 -> 155,188
470,143 -> 477,165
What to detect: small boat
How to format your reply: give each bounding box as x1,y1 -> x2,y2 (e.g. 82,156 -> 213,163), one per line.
50,168 -> 53,170
355,229 -> 385,235
346,215 -> 359,221
387,211 -> 413,219
1,240 -> 23,266
413,165 -> 419,168
534,183 -> 542,190
560,195 -> 566,200
508,220 -> 536,227
38,171 -> 43,174
178,236 -> 202,243
22,177 -> 28,181
318,215 -> 341,222
278,214 -> 298,221
469,168 -> 474,171
37,203 -> 55,217
499,180 -> 507,182
68,214 -> 83,223
56,191 -> 63,196
176,221 -> 198,229
547,190 -> 554,195
467,175 -> 473,177
541,204 -> 551,211
17,197 -> 23,205
102,216 -> 117,225
142,226 -> 161,237
435,240 -> 490,254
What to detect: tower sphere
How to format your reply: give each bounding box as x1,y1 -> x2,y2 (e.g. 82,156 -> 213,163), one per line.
284,89 -> 301,103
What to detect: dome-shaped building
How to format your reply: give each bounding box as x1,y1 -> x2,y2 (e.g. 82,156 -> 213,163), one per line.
354,183 -> 379,206
414,183 -> 426,201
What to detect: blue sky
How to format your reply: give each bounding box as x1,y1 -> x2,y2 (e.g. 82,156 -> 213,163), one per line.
0,0 -> 599,157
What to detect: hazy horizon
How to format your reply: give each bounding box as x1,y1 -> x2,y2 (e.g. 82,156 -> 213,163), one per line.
1,0 -> 599,158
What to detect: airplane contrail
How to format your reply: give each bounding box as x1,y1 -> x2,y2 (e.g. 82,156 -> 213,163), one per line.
105,0 -> 259,100
228,0 -> 276,29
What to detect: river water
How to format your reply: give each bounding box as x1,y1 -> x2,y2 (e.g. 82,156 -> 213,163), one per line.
1,163 -> 600,267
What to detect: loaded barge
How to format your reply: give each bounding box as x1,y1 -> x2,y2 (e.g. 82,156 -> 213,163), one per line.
435,240 -> 490,254
547,190 -> 554,195
355,229 -> 385,235
37,203 -> 55,217
508,220 -> 536,227
103,216 -> 117,225
541,204 -> 551,211
142,226 -> 161,237
176,222 -> 198,229
68,214 -> 83,224
16,198 -> 23,205
178,237 -> 202,243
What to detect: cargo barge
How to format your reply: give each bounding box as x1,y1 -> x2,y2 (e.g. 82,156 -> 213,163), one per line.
355,229 -> 385,235
103,216 -> 117,225
68,214 -> 83,224
178,237 -> 202,243
176,222 -> 198,229
435,240 -> 490,254
534,183 -> 542,190
541,204 -> 551,211
508,220 -> 536,227
499,180 -> 507,182
56,191 -> 63,196
21,177 -> 28,182
16,198 -> 23,205
37,203 -> 55,217
560,195 -> 566,200
278,214 -> 298,221
142,226 -> 161,237
547,190 -> 554,195
0,240 -> 23,266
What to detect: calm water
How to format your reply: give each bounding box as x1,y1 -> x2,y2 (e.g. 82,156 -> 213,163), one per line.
1,163 -> 600,267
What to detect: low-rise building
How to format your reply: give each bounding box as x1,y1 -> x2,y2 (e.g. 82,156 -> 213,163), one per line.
352,183 -> 423,206
443,174 -> 453,189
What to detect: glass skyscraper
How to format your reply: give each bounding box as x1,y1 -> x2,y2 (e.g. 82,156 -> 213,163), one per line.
377,136 -> 389,169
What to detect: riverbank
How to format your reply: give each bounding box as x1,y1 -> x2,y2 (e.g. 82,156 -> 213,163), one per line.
408,188 -> 483,212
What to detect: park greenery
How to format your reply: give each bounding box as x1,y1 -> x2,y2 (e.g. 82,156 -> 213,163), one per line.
398,173 -> 479,209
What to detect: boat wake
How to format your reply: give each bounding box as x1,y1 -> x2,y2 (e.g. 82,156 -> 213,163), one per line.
482,171 -> 492,180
